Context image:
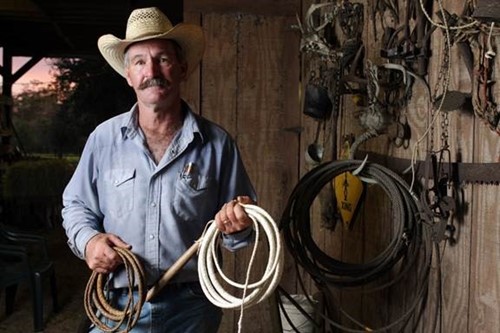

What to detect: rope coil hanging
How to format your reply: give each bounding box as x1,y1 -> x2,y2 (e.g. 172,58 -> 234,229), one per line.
280,160 -> 433,332
279,159 -> 433,332
280,159 -> 430,287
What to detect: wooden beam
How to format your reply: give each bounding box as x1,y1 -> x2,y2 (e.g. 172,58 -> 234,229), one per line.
11,56 -> 43,83
185,0 -> 300,16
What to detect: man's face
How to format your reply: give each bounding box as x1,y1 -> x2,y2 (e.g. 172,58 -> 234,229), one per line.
125,39 -> 187,107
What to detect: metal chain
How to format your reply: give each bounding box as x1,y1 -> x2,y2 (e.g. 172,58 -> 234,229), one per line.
325,66 -> 342,159
440,111 -> 449,148
431,19 -> 452,152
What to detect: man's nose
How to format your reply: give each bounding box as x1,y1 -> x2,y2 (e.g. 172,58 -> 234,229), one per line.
144,59 -> 161,77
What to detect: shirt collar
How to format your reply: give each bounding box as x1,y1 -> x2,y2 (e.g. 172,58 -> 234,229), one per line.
120,100 -> 205,143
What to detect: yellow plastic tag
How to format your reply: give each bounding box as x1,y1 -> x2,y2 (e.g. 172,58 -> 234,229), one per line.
333,172 -> 363,228
333,135 -> 364,229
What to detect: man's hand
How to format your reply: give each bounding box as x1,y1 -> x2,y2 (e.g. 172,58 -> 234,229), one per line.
85,233 -> 131,273
215,196 -> 255,234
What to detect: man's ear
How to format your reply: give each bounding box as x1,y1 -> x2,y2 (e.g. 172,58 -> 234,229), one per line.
180,61 -> 188,81
125,70 -> 133,87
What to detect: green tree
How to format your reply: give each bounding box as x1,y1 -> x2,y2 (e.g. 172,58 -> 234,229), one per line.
13,85 -> 59,154
51,58 -> 135,153
11,58 -> 135,156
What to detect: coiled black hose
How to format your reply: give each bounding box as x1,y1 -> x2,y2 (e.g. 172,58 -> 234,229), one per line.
279,159 -> 433,331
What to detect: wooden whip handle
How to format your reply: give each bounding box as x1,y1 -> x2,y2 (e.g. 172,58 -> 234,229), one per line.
146,240 -> 201,301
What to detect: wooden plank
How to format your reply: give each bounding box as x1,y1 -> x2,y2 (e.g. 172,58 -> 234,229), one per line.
190,4 -> 301,332
181,12 -> 202,113
469,184 -> 500,332
199,12 -> 239,333
235,13 -> 301,333
296,3 -> 336,329
469,52 -> 500,330
358,1 -> 394,329
432,0 -> 474,331
298,0 -> 346,327
199,13 -> 238,127
412,0 -> 472,330
185,0 -> 300,17
336,0 -> 369,327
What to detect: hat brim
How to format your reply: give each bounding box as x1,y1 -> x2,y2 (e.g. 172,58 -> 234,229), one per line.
98,23 -> 204,77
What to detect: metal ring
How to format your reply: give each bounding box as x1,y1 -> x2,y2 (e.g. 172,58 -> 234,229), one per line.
223,220 -> 231,225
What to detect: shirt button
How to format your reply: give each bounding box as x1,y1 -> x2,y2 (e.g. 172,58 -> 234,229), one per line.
151,202 -> 156,207
149,234 -> 155,240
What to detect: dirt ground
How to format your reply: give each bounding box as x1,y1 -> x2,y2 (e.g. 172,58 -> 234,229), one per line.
0,223 -> 90,333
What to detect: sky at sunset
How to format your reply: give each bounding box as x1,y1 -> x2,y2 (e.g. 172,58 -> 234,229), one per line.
0,48 -> 55,95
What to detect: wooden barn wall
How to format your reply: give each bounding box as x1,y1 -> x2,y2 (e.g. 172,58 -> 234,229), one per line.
184,1 -> 499,332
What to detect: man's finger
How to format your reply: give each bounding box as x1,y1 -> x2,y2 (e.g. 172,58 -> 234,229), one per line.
106,234 -> 131,250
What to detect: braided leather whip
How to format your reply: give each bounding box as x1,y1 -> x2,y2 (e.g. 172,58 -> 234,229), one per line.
84,247 -> 146,333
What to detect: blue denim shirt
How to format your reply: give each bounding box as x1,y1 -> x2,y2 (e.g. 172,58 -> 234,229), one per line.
62,102 -> 256,288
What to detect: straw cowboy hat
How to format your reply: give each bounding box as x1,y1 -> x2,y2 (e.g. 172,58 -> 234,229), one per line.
97,7 -> 205,77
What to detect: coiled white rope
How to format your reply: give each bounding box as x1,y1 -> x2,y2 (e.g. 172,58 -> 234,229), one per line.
198,204 -> 284,332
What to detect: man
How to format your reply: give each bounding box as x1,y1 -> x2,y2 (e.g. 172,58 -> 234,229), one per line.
62,7 -> 256,332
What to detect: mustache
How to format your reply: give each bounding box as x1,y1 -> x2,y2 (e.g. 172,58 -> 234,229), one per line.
138,78 -> 169,90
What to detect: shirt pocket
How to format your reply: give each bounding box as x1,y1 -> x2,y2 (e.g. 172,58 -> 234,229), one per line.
173,174 -> 215,221
102,168 -> 135,217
